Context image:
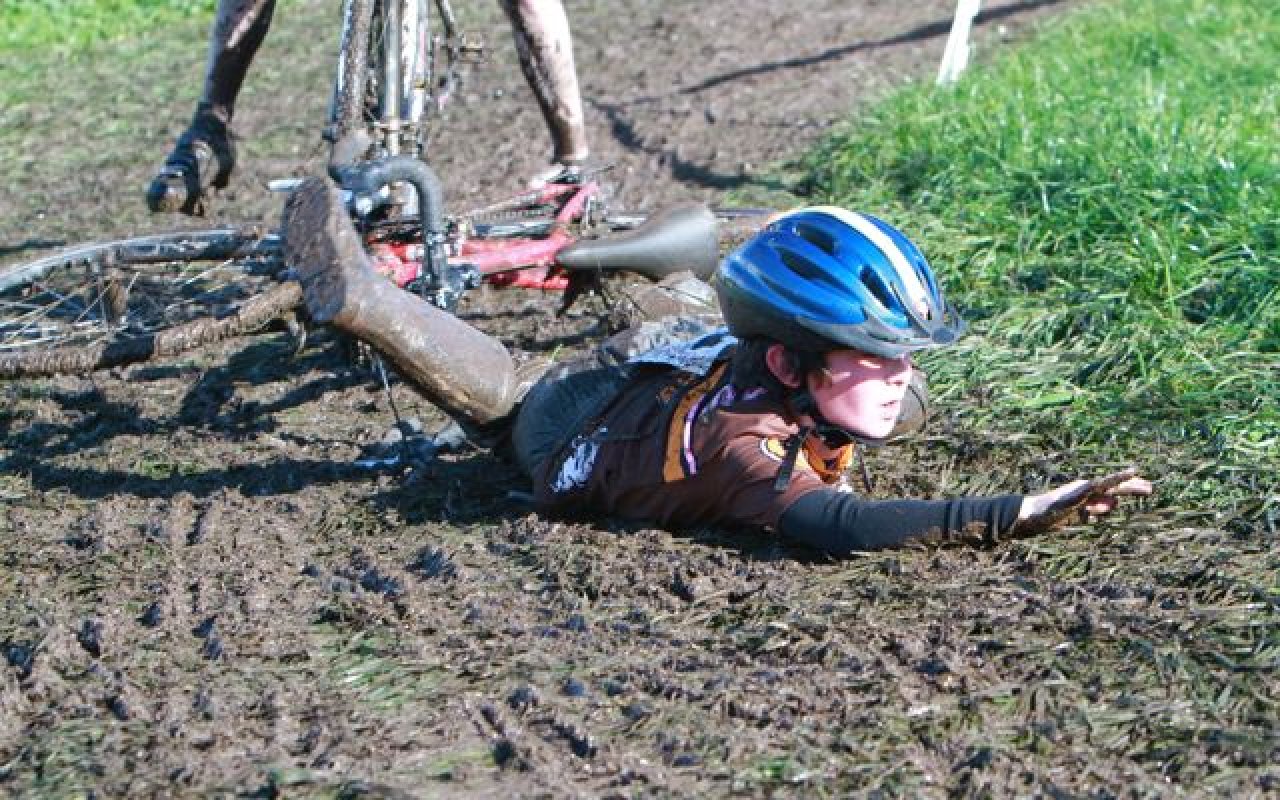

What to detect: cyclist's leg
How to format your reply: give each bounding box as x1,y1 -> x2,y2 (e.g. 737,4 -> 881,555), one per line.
146,0 -> 276,214
282,177 -> 520,425
201,0 -> 276,119
499,0 -> 589,175
608,273 -> 720,331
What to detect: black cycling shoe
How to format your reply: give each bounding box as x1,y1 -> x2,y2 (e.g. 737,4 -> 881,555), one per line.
145,105 -> 236,216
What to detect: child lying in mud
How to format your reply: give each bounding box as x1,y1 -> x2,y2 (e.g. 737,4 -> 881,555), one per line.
282,177 -> 1151,555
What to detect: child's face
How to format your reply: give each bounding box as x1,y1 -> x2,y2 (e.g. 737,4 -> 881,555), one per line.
807,349 -> 913,440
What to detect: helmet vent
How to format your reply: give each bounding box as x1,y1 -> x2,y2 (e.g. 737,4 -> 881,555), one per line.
780,248 -> 829,282
793,223 -> 838,258
860,266 -> 897,310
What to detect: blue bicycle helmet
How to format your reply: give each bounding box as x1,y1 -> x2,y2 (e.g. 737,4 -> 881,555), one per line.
714,207 -> 964,359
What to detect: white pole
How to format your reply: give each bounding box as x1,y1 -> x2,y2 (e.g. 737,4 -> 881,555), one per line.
937,0 -> 982,85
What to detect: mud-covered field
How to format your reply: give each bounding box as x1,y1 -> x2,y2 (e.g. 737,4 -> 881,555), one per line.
3,1 -> 1278,796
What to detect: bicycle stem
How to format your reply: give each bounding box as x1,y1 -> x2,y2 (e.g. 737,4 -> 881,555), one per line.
331,155 -> 449,295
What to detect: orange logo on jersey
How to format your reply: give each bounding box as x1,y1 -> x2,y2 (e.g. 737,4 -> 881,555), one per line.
758,436 -> 853,483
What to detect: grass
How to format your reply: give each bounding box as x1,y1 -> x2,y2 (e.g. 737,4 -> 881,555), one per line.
799,0 -> 1279,527
1,0 -> 218,52
781,13 -> 1280,789
322,629 -> 448,712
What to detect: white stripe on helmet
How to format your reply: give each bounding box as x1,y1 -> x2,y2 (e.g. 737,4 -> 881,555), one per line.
783,206 -> 932,316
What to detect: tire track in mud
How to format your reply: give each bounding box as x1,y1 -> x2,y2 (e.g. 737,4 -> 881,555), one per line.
131,488 -> 466,790
436,515 -> 845,791
0,482 -> 404,791
78,489 -> 322,788
1,494 -> 175,790
452,514 -> 1061,792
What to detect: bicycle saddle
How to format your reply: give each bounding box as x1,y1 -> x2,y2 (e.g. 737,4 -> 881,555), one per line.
556,203 -> 720,281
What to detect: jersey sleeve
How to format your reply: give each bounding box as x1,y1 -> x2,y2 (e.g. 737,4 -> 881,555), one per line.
778,487 -> 1024,554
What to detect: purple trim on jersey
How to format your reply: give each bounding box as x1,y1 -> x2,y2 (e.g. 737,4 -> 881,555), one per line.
681,382 -> 740,477
681,396 -> 703,475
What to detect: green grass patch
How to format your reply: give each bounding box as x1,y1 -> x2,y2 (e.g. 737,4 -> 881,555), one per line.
319,628 -> 448,712
0,1 -> 221,113
1,0 -> 218,52
800,0 -> 1279,524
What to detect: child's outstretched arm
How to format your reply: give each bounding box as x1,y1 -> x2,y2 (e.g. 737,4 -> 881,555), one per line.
1013,467 -> 1154,536
774,468 -> 1153,555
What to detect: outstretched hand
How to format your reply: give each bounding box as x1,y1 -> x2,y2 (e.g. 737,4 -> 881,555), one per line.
1014,467 -> 1153,536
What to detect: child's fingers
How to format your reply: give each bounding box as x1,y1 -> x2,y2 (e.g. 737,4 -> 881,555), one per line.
1103,476 -> 1153,497
1082,467 -> 1139,494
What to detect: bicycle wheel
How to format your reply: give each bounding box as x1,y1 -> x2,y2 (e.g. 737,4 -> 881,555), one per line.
0,227 -> 300,379
331,0 -> 432,163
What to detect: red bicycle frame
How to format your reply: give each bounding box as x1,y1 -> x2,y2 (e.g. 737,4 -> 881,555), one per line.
365,179 -> 603,292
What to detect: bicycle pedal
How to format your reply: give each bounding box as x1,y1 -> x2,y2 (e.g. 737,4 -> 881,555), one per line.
457,35 -> 486,62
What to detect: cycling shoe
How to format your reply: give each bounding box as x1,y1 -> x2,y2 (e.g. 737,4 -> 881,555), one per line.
145,105 -> 236,215
526,158 -> 588,189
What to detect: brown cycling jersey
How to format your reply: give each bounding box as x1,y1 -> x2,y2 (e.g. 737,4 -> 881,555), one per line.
531,359 -> 848,531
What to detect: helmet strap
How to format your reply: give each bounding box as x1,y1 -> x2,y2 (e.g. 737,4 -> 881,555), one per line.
771,425 -> 811,492
790,388 -> 882,448
773,388 -> 885,492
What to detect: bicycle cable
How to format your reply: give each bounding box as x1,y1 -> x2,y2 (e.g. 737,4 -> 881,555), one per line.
372,352 -> 416,470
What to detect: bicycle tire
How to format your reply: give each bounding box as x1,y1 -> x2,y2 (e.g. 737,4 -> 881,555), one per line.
0,227 -> 299,379
331,0 -> 431,164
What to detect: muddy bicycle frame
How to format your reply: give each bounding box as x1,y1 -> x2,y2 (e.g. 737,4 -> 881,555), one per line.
328,0 -> 463,168
0,176 -> 721,379
368,178 -> 607,295
342,173 -> 720,312
307,0 -> 714,308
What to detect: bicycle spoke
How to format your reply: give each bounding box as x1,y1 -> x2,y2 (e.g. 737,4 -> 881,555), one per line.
0,228 -> 286,365
0,284 -> 93,349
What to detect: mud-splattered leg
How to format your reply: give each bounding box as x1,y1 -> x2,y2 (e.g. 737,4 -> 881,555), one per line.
146,0 -> 275,214
200,0 -> 277,123
499,0 -> 589,165
282,177 -> 521,425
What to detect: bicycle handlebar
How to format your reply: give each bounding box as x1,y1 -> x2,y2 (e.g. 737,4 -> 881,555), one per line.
330,155 -> 450,301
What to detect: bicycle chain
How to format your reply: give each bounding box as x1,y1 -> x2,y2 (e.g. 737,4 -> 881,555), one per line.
464,206 -> 558,223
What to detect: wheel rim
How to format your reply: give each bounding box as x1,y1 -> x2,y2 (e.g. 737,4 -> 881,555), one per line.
0,230 -> 282,355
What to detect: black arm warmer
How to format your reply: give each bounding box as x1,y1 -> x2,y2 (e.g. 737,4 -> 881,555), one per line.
778,488 -> 1024,555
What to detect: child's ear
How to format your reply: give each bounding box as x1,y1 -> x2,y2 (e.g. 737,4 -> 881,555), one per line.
764,344 -> 803,388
